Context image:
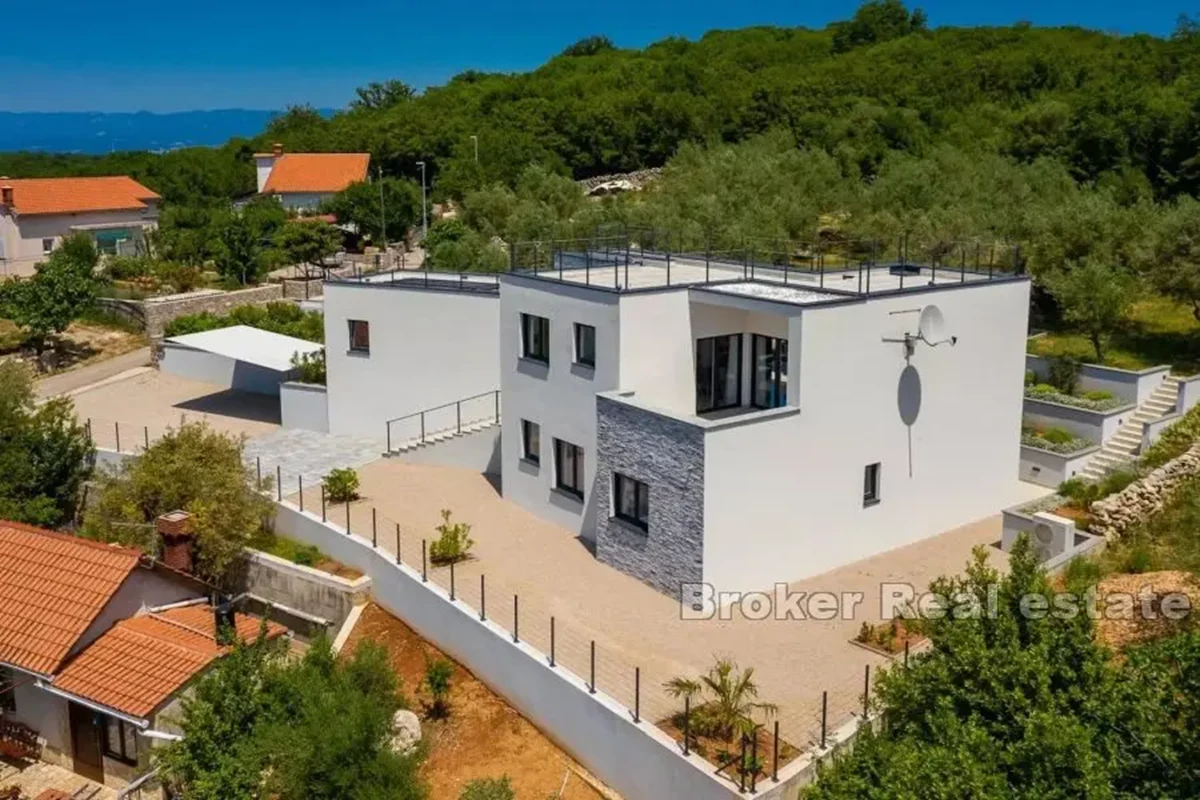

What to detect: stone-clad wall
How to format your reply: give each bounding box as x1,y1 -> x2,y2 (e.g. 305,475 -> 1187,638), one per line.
594,395 -> 705,606
1089,443 -> 1200,539
143,284 -> 283,339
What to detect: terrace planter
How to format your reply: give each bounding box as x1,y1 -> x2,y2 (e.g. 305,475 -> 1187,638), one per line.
1026,355 -> 1171,406
1019,442 -> 1100,488
1022,396 -> 1135,446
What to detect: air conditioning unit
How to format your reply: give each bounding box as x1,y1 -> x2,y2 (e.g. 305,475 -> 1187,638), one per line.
1027,512 -> 1075,562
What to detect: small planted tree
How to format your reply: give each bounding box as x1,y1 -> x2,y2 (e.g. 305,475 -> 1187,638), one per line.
1044,257 -> 1139,363
322,467 -> 360,502
0,233 -> 99,357
428,509 -> 474,564
665,657 -> 778,743
423,657 -> 454,719
277,220 -> 341,277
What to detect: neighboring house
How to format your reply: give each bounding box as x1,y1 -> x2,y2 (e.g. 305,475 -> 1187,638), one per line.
0,517 -> 284,790
254,144 -> 370,211
0,176 -> 160,277
321,255 -> 1031,603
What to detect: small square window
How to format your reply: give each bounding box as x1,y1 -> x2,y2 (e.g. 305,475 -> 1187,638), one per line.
521,419 -> 540,465
864,463 -> 881,506
348,320 -> 370,353
554,438 -> 584,500
0,665 -> 15,713
612,472 -> 649,531
574,323 -> 596,368
521,313 -> 550,363
41,238 -> 54,255
103,715 -> 138,765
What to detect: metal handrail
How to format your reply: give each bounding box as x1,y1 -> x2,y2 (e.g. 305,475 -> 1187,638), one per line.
385,389 -> 500,452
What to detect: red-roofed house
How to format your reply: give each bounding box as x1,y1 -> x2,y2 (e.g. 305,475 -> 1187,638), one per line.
0,176 -> 160,277
254,143 -> 370,211
0,517 -> 285,790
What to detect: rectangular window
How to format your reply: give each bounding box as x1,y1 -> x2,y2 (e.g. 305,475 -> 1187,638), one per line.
752,334 -> 788,409
348,320 -> 370,353
554,438 -> 584,499
41,238 -> 54,255
521,313 -> 550,363
574,323 -> 596,368
864,463 -> 881,506
0,665 -> 15,713
103,715 -> 138,765
696,334 -> 742,413
612,472 -> 650,531
521,419 -> 540,465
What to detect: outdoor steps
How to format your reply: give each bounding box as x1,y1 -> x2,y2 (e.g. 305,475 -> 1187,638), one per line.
383,418 -> 499,457
1078,378 -> 1180,481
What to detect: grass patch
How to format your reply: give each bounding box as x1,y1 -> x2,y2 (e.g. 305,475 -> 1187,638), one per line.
249,530 -> 325,568
1030,294 -> 1200,373
75,304 -> 144,335
0,319 -> 23,352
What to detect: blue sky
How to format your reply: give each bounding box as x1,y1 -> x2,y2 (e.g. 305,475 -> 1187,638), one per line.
0,0 -> 1187,113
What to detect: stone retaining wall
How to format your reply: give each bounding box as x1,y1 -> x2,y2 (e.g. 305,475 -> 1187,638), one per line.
142,284 -> 283,339
282,278 -> 324,300
1089,443 -> 1200,539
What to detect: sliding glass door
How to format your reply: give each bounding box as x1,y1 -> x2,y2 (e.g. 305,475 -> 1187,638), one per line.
752,335 -> 788,408
696,334 -> 742,413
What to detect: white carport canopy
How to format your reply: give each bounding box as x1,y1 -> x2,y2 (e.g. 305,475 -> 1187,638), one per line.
164,325 -> 322,372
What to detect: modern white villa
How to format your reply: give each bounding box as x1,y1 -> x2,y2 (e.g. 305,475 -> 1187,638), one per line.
322,251 -> 1031,601
0,175 -> 160,276
253,144 -> 370,211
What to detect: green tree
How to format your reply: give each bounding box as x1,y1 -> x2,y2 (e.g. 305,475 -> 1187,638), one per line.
1150,196 -> 1200,320
324,178 -> 421,244
423,218 -> 508,272
832,0 -> 928,53
0,360 -> 92,526
0,234 -> 99,355
351,80 -> 415,111
82,420 -> 273,585
1044,257 -> 1141,362
214,212 -> 266,286
276,220 -> 342,276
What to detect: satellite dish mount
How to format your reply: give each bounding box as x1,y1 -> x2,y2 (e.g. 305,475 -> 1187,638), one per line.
883,304 -> 957,359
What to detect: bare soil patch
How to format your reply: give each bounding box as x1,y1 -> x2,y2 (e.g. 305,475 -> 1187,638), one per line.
0,319 -> 144,374
343,603 -> 609,800
1095,570 -> 1199,650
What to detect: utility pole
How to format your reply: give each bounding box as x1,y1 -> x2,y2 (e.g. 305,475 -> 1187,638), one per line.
416,161 -> 428,238
377,166 -> 387,247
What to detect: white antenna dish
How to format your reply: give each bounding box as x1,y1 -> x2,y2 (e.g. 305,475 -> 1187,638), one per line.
918,305 -> 956,347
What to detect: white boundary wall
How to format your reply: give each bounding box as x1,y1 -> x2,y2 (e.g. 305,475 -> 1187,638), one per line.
270,498 -> 820,800
1018,443 -> 1099,488
280,382 -> 329,432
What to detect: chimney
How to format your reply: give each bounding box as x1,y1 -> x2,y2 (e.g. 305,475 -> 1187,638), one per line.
1,185 -> 12,206
272,142 -> 284,157
156,510 -> 194,573
214,601 -> 237,645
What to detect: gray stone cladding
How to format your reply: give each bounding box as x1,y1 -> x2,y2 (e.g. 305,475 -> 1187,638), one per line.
595,395 -> 705,606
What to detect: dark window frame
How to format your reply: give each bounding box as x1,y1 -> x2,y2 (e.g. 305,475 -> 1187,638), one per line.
751,334 -> 788,409
103,715 -> 139,765
612,472 -> 650,532
41,238 -> 54,255
864,462 -> 881,507
0,665 -> 15,713
521,419 -> 540,465
574,323 -> 596,368
521,313 -> 550,363
695,334 -> 743,414
348,319 -> 371,353
554,438 -> 584,500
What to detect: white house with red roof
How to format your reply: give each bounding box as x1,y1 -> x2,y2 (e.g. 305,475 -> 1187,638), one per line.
0,517 -> 285,791
0,176 -> 161,277
254,143 -> 370,211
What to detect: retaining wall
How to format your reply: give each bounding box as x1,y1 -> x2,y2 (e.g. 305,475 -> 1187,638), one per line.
238,548 -> 368,627
390,425 -> 500,475
1026,355 -> 1169,405
269,498 -> 815,800
1023,396 -> 1134,445
280,382 -> 329,432
1018,444 -> 1099,488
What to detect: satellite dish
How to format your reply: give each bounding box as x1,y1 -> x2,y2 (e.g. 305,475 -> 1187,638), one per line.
918,305 -> 945,343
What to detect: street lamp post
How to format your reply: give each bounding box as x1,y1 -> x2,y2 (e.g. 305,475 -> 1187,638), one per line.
416,161 -> 428,239
377,166 -> 387,248
470,135 -> 479,163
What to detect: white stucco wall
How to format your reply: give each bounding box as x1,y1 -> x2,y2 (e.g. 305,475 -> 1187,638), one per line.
1026,355 -> 1170,406
323,281 -> 501,439
159,343 -> 290,396
275,192 -> 335,211
280,381 -> 329,432
702,279 -> 1032,591
72,568 -> 202,663
1019,444 -> 1099,488
499,276 -> 620,538
9,668 -> 71,759
0,206 -> 156,276
1022,397 -> 1133,446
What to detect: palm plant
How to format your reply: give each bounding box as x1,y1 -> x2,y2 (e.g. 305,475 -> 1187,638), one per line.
665,657 -> 778,741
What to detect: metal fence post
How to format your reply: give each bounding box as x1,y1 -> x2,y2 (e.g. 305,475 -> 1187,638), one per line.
386,421 -> 391,453
480,575 -> 486,621
450,560 -> 456,600
549,616 -> 556,667
635,667 -> 641,724
372,508 -> 377,548
751,729 -> 758,792
821,690 -> 828,749
682,693 -> 688,754
589,641 -> 596,694
298,475 -> 304,512
86,418 -> 92,443
321,485 -> 326,521
456,402 -> 462,434
863,664 -> 871,720
422,540 -> 427,582
904,639 -> 910,667
420,412 -> 426,443
276,465 -> 282,501
395,523 -> 401,563
513,594 -> 519,643
144,426 -> 149,451
772,720 -> 779,782
345,500 -> 350,534
256,457 -> 262,488
738,735 -> 747,792
114,422 -> 121,453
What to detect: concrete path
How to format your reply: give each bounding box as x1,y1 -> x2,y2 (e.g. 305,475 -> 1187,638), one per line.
36,346 -> 151,400
244,428 -> 385,495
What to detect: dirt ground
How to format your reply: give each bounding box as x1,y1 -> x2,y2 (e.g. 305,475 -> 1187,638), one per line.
1094,570 -> 1199,650
343,603 -> 609,800
0,319 -> 144,374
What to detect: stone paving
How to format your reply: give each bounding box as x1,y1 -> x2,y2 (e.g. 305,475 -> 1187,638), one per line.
243,428 -> 385,494
0,760 -> 116,799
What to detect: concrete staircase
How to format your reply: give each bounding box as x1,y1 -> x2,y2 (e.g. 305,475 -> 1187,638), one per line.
382,389 -> 501,458
384,418 -> 499,456
1078,377 -> 1180,481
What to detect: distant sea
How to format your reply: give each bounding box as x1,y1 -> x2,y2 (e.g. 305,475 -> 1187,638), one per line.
0,109 -> 334,154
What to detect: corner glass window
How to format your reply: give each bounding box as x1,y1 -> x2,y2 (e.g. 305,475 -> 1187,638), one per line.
752,335 -> 788,409
696,334 -> 742,413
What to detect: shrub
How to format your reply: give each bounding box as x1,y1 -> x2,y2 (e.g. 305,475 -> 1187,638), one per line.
1025,383 -> 1125,411
1100,468 -> 1139,497
163,302 -> 324,342
428,509 -> 474,564
460,777 -> 514,800
1142,403 -> 1200,468
154,261 -> 204,293
664,657 -> 778,742
1084,389 -> 1116,402
1042,427 -> 1075,445
1058,477 -> 1102,510
322,467 -> 360,503
290,350 -> 326,385
104,255 -> 154,281
423,657 -> 454,719
1047,356 -> 1081,395
1122,537 -> 1155,574
1024,369 -> 1036,386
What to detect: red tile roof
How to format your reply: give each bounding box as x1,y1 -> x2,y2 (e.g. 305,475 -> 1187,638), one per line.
0,522 -> 141,675
262,153 -> 370,194
0,176 -> 160,216
53,605 -> 285,719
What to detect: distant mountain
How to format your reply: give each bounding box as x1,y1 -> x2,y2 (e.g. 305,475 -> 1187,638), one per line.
0,109 -> 332,154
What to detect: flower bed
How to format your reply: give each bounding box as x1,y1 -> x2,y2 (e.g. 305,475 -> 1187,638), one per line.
1021,424 -> 1094,454
1024,383 -> 1126,411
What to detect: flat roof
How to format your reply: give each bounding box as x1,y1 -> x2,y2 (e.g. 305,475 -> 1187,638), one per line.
703,281 -> 842,305
164,325 -> 322,372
